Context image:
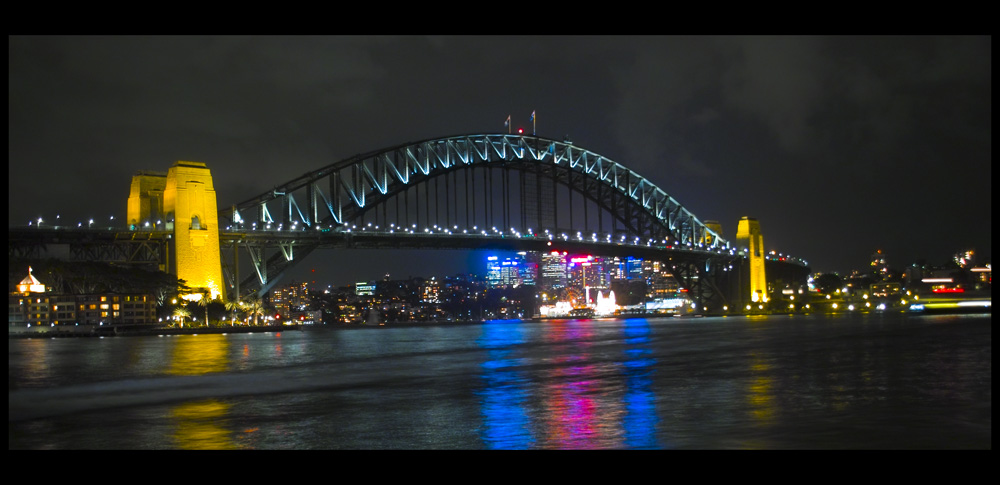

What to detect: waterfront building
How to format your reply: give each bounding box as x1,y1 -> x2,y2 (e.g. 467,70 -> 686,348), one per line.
9,294 -> 51,328
16,267 -> 46,294
10,267 -> 51,328
74,293 -> 156,326
9,266 -> 156,330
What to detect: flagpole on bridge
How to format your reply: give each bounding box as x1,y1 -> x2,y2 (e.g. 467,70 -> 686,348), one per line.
531,110 -> 536,135
505,115 -> 510,134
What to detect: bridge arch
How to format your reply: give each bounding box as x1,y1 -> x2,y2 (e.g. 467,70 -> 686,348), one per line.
221,134 -> 727,249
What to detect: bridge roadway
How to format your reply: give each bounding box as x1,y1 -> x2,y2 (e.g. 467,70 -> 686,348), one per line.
10,224 -> 810,314
9,224 -> 807,266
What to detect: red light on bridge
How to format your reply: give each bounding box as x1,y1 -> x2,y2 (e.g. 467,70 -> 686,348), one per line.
931,287 -> 965,293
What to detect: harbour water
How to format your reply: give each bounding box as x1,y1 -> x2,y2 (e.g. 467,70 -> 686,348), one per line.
8,312 -> 991,449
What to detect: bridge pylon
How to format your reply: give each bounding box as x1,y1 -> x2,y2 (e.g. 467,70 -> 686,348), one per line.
736,216 -> 767,309
129,161 -> 226,302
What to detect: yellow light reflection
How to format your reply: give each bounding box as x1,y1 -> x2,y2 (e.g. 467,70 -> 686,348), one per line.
167,334 -> 236,449
170,399 -> 237,450
747,354 -> 776,426
168,334 -> 230,376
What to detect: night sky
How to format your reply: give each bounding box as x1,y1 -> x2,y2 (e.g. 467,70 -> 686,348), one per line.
9,36 -> 992,286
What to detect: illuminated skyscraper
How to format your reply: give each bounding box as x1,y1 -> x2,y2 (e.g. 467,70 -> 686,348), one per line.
539,251 -> 568,290
518,252 -> 537,286
271,281 -> 309,316
486,255 -> 524,288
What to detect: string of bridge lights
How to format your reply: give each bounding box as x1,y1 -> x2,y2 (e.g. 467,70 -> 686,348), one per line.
217,219 -> 808,266
22,214 -> 807,267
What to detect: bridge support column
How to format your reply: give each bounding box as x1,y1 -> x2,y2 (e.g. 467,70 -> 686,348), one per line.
163,161 -> 226,302
736,217 -> 767,309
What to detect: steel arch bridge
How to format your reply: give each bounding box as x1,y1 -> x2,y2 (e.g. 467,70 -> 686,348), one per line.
216,133 -> 804,311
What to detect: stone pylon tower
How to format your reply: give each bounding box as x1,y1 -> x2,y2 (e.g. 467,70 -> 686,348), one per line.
702,220 -> 723,245
149,161 -> 225,301
127,171 -> 168,229
736,217 -> 767,305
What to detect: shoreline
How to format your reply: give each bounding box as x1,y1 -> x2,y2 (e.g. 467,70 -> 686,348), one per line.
9,308 -> 990,339
8,324 -> 304,338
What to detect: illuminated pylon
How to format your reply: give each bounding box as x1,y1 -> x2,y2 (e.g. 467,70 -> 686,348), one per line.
702,220 -> 722,245
127,171 -> 167,230
736,217 -> 767,305
162,161 -> 226,302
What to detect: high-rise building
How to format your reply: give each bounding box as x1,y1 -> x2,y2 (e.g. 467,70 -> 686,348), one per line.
486,255 -> 525,288
271,280 -> 310,317
567,255 -> 610,303
518,252 -> 537,286
626,257 -> 643,280
540,251 -> 568,290
644,260 -> 679,298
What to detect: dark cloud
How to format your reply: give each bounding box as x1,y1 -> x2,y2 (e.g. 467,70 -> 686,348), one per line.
9,35 -> 991,283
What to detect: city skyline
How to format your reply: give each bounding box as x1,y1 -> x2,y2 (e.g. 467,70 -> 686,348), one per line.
9,36 -> 991,280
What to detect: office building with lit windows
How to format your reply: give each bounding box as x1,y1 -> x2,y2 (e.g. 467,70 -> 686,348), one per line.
539,251 -> 568,290
487,255 -> 529,288
271,280 -> 310,317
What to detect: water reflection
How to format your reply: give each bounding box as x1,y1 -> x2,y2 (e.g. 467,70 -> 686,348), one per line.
15,338 -> 52,386
169,399 -> 236,450
542,320 -> 609,449
622,318 -> 660,449
476,319 -> 664,449
168,334 -> 230,376
167,334 -> 235,449
477,321 -> 534,449
748,353 -> 776,425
